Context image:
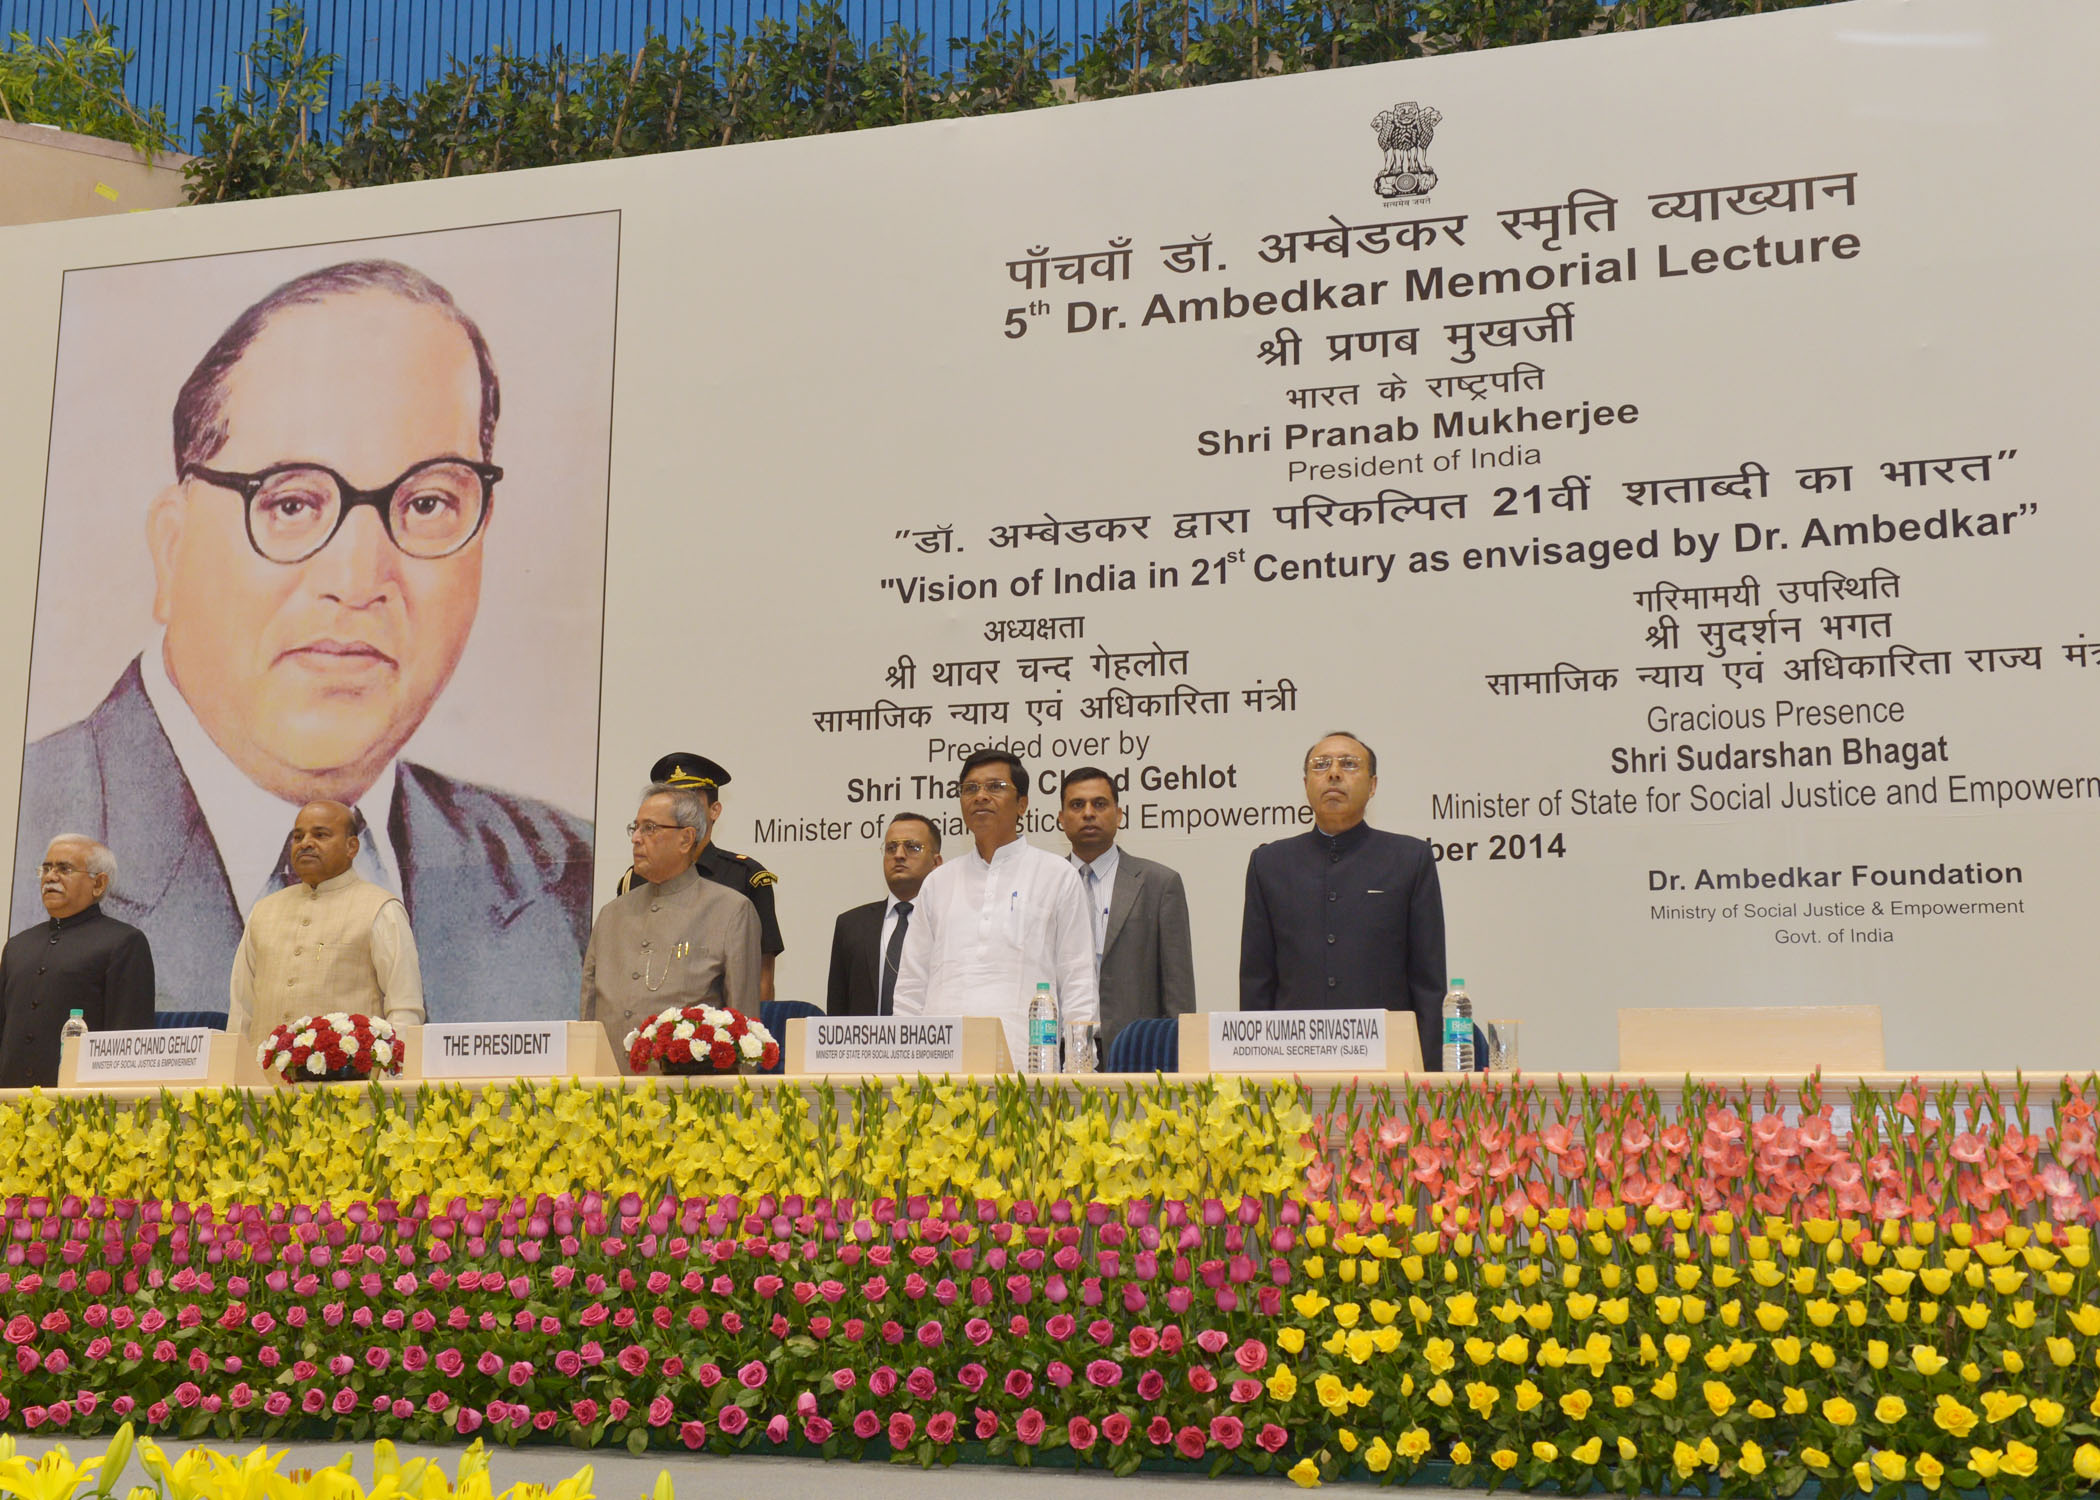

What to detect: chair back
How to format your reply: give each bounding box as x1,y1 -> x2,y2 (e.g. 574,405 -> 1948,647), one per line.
759,1000 -> 825,1074
1105,1016 -> 1180,1074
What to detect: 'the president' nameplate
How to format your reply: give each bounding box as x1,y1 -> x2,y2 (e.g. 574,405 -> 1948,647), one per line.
803,1017 -> 967,1073
1207,1011 -> 1388,1072
421,1022 -> 569,1079
77,1028 -> 213,1082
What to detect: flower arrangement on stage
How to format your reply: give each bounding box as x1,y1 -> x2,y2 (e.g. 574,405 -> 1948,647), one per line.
624,1005 -> 779,1077
254,1013 -> 401,1084
0,1075 -> 2090,1491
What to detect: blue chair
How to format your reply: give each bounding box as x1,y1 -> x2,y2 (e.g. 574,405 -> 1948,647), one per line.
758,1000 -> 824,1075
160,1011 -> 226,1030
1104,1016 -> 1180,1074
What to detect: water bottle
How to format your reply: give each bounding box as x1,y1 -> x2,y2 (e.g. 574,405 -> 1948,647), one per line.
1441,979 -> 1474,1072
1026,982 -> 1060,1074
60,1010 -> 88,1050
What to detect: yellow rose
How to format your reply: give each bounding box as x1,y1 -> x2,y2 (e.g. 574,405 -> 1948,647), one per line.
1338,1428 -> 1359,1454
1801,1447 -> 1833,1473
1397,1429 -> 1432,1461
2069,1303 -> 2100,1337
1652,1370 -> 1679,1401
1748,1400 -> 1776,1419
1915,1452 -> 1945,1491
1911,1344 -> 1947,1376
1278,1327 -> 1306,1354
1532,1441 -> 1558,1463
1967,1448 -> 2001,1480
1428,1378 -> 1453,1408
1465,1336 -> 1496,1366
1291,1291 -> 1330,1319
1873,1451 -> 1907,1482
1933,1396 -> 1978,1437
1466,1381 -> 1500,1416
1770,1335 -> 1802,1365
1450,1443 -> 1472,1466
2000,1441 -> 2038,1479
1875,1395 -> 1907,1424
1672,1442 -> 1701,1477
1851,1461 -> 1873,1493
2072,1445 -> 2100,1482
1980,1390 -> 2026,1423
1866,1339 -> 1889,1369
1364,1438 -> 1392,1474
1304,1258 -> 1326,1281
1783,1386 -> 1809,1416
1333,1301 -> 1361,1328
1754,1302 -> 1788,1332
1612,1384 -> 1635,1408
1423,1336 -> 1455,1373
1560,1388 -> 1593,1420
1572,1438 -> 1602,1465
1315,1373 -> 1349,1413
1663,1332 -> 1692,1364
1445,1292 -> 1478,1326
1266,1365 -> 1299,1402
1287,1457 -> 1322,1488
1344,1329 -> 1374,1364
1618,1437 -> 1638,1462
1739,1442 -> 1766,1478
1491,1450 -> 1518,1472
2047,1336 -> 2076,1367
1822,1396 -> 1857,1426
1704,1381 -> 1734,1416
2031,1398 -> 2064,1427
1498,1334 -> 1530,1365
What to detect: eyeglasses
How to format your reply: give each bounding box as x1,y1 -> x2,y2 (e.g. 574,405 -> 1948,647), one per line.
37,862 -> 88,877
1308,756 -> 1367,774
959,780 -> 1016,798
182,456 -> 501,564
627,820 -> 688,838
883,840 -> 928,856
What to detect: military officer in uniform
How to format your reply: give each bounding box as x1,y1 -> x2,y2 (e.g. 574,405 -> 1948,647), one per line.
615,754 -> 782,1003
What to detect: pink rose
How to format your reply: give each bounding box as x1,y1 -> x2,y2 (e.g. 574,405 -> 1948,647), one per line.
869,1366 -> 899,1398
395,1399 -> 416,1420
1256,1422 -> 1288,1454
302,1389 -> 327,1415
609,1398 -> 631,1422
1230,1378 -> 1262,1403
435,1348 -> 465,1378
1047,1360 -> 1073,1388
365,1347 -> 392,1372
888,1411 -> 917,1448
1003,1369 -> 1033,1399
1146,1415 -> 1174,1446
1015,1407 -> 1046,1446
1210,1414 -> 1244,1450
554,1350 -> 581,1377
716,1403 -> 748,1437
1234,1339 -> 1268,1373
1102,1412 -> 1132,1446
804,1416 -> 835,1444
532,1409 -> 558,1432
262,1392 -> 291,1418
456,1406 -> 484,1435
47,1401 -> 73,1426
476,1350 -> 503,1377
22,1407 -> 45,1431
1069,1415 -> 1098,1451
571,1398 -> 599,1425
957,1362 -> 988,1392
1176,1425 -> 1207,1460
1195,1328 -> 1228,1355
332,1387 -> 359,1415
648,1396 -> 674,1427
1187,1365 -> 1217,1393
172,1382 -> 201,1409
926,1411 -> 957,1444
618,1344 -> 651,1377
974,1407 -> 1000,1440
766,1415 -> 789,1443
852,1410 -> 880,1440
1137,1369 -> 1167,1401
426,1391 -> 451,1414
1045,1313 -> 1076,1340
1086,1358 -> 1123,1387
915,1320 -> 944,1348
697,1362 -> 723,1388
905,1366 -> 937,1400
963,1317 -> 993,1346
680,1420 -> 708,1449
831,1368 -> 856,1391
145,1401 -> 169,1426
1128,1325 -> 1159,1357
736,1359 -> 767,1388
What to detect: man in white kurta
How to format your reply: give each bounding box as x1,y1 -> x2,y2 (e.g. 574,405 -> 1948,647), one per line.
228,801 -> 423,1039
892,753 -> 1097,1065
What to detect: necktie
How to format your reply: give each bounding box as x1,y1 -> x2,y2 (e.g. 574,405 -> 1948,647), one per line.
1085,864 -> 1103,969
879,900 -> 912,1015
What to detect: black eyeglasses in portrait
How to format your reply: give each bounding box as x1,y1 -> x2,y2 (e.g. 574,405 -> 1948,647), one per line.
179,456 -> 502,564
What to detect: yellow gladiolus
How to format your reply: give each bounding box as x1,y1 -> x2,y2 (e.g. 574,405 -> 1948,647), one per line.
1822,1396 -> 1858,1426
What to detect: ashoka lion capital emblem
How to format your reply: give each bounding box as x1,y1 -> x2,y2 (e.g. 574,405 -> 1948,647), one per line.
1372,101 -> 1441,200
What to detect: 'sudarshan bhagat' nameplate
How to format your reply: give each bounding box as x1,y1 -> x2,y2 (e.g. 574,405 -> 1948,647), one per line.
802,1017 -> 968,1073
420,1022 -> 569,1079
1207,1011 -> 1388,1072
76,1029 -> 213,1083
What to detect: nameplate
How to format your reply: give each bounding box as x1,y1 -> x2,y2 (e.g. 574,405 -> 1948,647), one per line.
77,1028 -> 213,1082
421,1022 -> 569,1078
1208,1010 -> 1388,1072
803,1016 -> 967,1073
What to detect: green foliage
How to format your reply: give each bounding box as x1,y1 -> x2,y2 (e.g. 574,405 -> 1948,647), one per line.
0,19 -> 175,157
91,0 -> 1844,204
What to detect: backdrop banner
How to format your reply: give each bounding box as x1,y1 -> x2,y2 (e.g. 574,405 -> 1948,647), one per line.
0,0 -> 2091,1066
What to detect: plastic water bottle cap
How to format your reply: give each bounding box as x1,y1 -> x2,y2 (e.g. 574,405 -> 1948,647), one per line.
68,1009 -> 83,1018
1448,979 -> 1465,989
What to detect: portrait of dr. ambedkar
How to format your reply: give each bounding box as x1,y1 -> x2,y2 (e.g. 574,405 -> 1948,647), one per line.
13,217 -> 618,1023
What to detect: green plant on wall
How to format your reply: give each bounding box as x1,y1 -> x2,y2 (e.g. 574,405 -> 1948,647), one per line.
0,19 -> 175,157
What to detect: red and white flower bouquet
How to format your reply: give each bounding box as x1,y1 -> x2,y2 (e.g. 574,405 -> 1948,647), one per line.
625,1004 -> 779,1076
256,1012 -> 403,1084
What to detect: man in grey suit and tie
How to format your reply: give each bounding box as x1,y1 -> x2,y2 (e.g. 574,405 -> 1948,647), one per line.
1056,767 -> 1196,1049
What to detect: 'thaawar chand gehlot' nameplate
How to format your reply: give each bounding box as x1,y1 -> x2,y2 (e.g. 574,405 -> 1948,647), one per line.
803,1016 -> 968,1073
1207,1010 -> 1389,1072
420,1022 -> 569,1079
76,1028 -> 213,1082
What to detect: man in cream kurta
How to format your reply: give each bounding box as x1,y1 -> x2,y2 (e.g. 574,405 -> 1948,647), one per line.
892,751 -> 1097,1065
229,801 -> 423,1038
583,784 -> 761,1073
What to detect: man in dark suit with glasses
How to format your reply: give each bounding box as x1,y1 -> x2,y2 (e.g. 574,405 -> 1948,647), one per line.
12,260 -> 592,1024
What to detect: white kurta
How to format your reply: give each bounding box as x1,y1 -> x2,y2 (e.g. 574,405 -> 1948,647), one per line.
891,836 -> 1099,1066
